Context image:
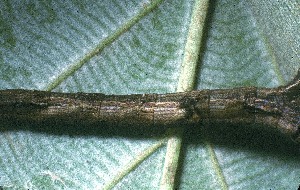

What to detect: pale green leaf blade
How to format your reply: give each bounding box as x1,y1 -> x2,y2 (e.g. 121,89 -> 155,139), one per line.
248,0 -> 300,82
0,0 -> 299,190
179,0 -> 300,189
53,1 -> 194,94
0,0 -> 194,189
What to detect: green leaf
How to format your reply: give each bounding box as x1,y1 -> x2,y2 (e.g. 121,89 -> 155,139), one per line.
0,0 -> 299,189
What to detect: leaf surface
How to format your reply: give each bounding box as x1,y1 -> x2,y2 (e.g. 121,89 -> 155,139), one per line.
0,0 -> 299,189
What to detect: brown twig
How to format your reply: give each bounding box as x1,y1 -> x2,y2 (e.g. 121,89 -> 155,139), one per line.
0,72 -> 299,143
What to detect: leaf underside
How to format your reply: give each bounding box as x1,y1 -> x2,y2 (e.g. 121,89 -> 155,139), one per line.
0,0 -> 299,189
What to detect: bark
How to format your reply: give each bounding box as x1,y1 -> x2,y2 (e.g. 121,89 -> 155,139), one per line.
0,73 -> 299,142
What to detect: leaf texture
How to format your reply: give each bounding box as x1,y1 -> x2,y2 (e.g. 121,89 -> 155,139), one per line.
0,0 -> 194,189
180,1 -> 300,189
0,0 -> 299,189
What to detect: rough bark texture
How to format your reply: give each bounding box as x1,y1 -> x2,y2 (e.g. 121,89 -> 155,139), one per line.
0,73 -> 299,142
